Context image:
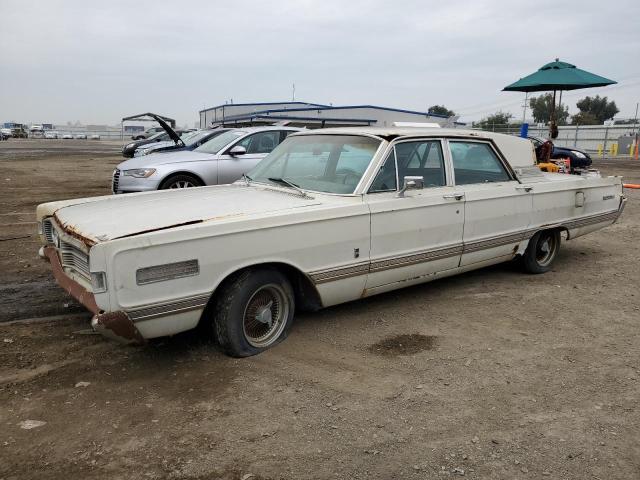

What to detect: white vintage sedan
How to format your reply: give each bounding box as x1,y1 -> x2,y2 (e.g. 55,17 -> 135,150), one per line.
36,128 -> 626,357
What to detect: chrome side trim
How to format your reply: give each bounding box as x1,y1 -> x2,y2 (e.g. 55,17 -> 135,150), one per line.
462,231 -> 525,254
306,208 -> 622,285
563,209 -> 621,230
309,262 -> 370,284
127,293 -> 210,322
370,244 -> 463,273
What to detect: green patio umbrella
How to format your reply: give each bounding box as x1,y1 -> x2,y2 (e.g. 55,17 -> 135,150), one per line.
503,59 -> 616,137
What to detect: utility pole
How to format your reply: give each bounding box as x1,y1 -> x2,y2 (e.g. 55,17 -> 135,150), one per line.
292,83 -> 296,102
633,102 -> 639,136
522,92 -> 528,124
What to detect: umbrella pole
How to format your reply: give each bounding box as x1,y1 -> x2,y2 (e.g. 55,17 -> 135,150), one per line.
549,90 -> 558,139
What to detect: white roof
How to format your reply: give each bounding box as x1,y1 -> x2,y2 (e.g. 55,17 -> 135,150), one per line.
293,127 -> 537,168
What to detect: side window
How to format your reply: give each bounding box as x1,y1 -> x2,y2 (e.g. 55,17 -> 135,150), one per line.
450,141 -> 511,185
236,131 -> 280,154
395,140 -> 446,187
369,149 -> 397,193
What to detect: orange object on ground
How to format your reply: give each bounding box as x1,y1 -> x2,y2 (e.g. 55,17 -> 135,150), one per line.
623,184 -> 640,189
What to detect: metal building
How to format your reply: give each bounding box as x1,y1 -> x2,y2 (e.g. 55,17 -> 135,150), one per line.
199,101 -> 460,129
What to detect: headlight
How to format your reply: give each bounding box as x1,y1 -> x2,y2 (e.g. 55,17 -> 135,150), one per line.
123,168 -> 156,178
91,272 -> 107,293
37,221 -> 43,235
126,143 -> 135,149
571,151 -> 586,159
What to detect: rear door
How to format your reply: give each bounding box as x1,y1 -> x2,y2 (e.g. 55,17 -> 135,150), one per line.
217,130 -> 286,184
365,139 -> 465,290
448,140 -> 532,266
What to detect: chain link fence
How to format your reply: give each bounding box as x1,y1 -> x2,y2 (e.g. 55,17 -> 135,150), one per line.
473,123 -> 640,156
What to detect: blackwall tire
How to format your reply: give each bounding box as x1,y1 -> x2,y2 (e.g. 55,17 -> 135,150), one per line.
213,268 -> 295,357
521,230 -> 561,274
159,174 -> 203,190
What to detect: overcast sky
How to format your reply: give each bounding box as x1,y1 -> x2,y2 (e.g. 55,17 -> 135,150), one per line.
1,0 -> 639,127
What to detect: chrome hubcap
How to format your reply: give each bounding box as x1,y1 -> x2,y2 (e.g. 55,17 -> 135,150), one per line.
255,301 -> 274,327
243,284 -> 289,348
535,234 -> 556,266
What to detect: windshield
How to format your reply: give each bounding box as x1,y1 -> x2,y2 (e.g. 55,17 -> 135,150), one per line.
179,130 -> 199,141
247,134 -> 381,194
194,130 -> 246,154
147,131 -> 165,140
183,130 -> 222,147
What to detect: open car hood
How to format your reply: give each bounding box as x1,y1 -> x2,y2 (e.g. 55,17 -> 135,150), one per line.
149,113 -> 183,146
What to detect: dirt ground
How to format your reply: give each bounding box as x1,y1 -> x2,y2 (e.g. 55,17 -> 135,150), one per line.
1,139 -> 639,480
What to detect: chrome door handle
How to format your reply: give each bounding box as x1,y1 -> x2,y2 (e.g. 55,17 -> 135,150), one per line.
515,185 -> 533,192
443,193 -> 465,200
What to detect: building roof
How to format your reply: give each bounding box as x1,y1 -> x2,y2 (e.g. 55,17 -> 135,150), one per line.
198,101 -> 328,114
200,102 -> 451,119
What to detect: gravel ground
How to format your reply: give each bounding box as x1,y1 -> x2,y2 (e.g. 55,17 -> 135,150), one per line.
1,139 -> 639,479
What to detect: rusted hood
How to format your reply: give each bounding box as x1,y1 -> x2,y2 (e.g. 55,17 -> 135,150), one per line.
49,185 -> 322,244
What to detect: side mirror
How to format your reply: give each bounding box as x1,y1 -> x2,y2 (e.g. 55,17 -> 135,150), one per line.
229,145 -> 247,157
397,175 -> 424,198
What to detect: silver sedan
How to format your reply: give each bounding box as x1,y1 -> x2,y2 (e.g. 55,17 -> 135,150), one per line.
113,126 -> 301,193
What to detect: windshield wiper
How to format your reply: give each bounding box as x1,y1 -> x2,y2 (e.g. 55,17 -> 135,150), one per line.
242,173 -> 252,186
267,177 -> 310,197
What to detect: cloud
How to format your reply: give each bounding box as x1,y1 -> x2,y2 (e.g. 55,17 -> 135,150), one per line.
0,0 -> 638,125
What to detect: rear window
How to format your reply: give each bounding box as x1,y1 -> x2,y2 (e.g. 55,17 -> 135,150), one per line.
450,141 -> 511,185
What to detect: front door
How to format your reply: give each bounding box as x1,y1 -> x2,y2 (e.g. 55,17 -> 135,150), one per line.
366,139 -> 465,290
447,140 -> 533,266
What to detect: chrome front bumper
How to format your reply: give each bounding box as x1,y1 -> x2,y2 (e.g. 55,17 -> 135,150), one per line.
43,245 -> 145,345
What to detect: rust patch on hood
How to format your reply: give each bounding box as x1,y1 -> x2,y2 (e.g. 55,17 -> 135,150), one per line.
112,213 -> 247,240
53,211 -> 97,246
113,219 -> 204,240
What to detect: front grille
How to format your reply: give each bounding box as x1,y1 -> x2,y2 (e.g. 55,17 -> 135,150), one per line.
43,218 -> 54,243
60,240 -> 90,279
112,169 -> 121,193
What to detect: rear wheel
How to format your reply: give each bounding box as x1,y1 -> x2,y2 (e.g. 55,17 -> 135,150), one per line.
212,268 -> 295,357
159,174 -> 203,190
520,229 -> 561,274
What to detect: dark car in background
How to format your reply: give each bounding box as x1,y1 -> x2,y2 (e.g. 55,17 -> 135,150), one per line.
529,136 -> 592,171
131,126 -> 166,140
133,128 -> 231,157
122,129 -> 187,158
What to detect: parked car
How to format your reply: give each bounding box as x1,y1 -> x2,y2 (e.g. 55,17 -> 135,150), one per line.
122,130 -> 188,158
131,126 -> 165,140
75,133 -> 87,140
0,128 -> 11,140
113,126 -> 299,192
44,131 -> 59,139
133,128 -> 230,157
36,127 -> 626,356
528,136 -> 592,171
62,134 -> 74,139
10,125 -> 28,138
90,134 -> 101,140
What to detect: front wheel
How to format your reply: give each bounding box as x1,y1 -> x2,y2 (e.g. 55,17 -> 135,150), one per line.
212,268 -> 295,357
159,174 -> 203,190
520,229 -> 561,274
